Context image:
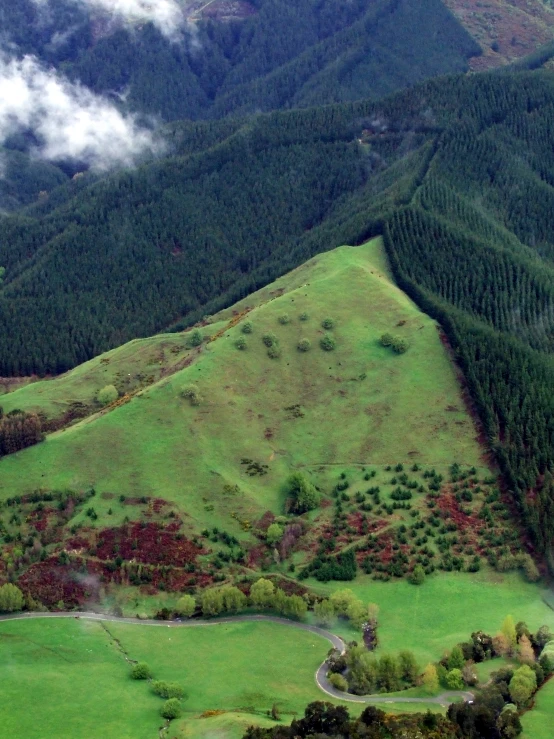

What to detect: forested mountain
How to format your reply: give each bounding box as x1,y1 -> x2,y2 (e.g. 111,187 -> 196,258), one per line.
0,0 -> 479,124
3,69 -> 554,556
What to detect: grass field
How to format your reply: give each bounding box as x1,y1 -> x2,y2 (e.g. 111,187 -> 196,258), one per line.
0,618 -> 160,739
521,676 -> 554,739
0,238 -> 483,538
309,571 -> 554,665
0,617 -> 451,739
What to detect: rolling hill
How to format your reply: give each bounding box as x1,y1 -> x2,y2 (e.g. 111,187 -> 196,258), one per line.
0,238 -> 482,533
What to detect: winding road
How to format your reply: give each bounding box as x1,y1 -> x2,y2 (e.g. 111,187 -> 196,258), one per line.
0,611 -> 473,707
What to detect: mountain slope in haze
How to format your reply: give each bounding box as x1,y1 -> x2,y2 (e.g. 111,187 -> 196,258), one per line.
0,0 -> 479,125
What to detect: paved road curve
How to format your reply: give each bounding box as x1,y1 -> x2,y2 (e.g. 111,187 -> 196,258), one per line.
0,611 -> 473,706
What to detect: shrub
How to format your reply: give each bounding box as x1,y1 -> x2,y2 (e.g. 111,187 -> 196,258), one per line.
267,345 -> 281,359
509,664 -> 537,706
299,312 -> 309,321
152,681 -> 185,700
131,662 -> 152,680
329,673 -> 348,691
241,321 -> 253,334
409,565 -> 425,585
446,669 -> 464,690
321,318 -> 335,330
188,329 -> 203,347
175,594 -> 196,618
97,385 -> 118,405
0,583 -> 24,612
180,384 -> 202,405
380,333 -> 394,347
314,599 -> 336,627
278,314 -> 291,325
518,553 -> 540,582
391,337 -> 408,354
161,698 -> 182,720
286,471 -> 319,514
266,523 -> 284,546
262,333 -> 278,347
235,337 -> 247,350
297,338 -> 311,352
320,334 -> 336,352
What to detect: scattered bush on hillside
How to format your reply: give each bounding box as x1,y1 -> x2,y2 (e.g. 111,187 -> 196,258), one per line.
180,384 -> 202,405
286,471 -> 319,514
241,321 -> 253,334
188,329 -> 203,348
278,314 -> 291,325
97,384 -> 118,405
235,337 -> 247,350
267,345 -> 281,359
299,312 -> 309,321
131,662 -> 152,680
320,334 -> 336,351
152,681 -> 185,700
262,333 -> 278,347
380,334 -> 409,354
297,338 -> 311,352
391,337 -> 409,354
321,318 -> 334,330
161,698 -> 182,720
0,583 -> 24,612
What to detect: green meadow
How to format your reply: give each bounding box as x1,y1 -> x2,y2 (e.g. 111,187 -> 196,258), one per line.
0,615 -> 452,739
310,571 -> 554,665
521,677 -> 554,739
0,238 -> 482,537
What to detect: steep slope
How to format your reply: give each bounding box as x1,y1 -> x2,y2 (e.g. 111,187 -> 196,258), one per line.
0,238 -> 482,536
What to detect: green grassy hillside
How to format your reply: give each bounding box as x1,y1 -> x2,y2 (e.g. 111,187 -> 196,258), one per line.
0,238 -> 482,538
0,618 -> 335,739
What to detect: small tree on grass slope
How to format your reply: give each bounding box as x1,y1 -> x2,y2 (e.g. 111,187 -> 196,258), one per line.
131,663 -> 152,680
286,472 -> 319,513
161,698 -> 182,720
97,384 -> 118,405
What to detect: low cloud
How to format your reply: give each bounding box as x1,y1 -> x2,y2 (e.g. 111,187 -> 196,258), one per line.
0,53 -> 160,170
34,0 -> 187,40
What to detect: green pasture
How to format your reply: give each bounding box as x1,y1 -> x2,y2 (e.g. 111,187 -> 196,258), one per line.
0,332 -> 204,419
521,677 -> 554,739
0,618 -> 160,739
0,616 -> 451,739
0,238 -> 483,537
310,571 -> 554,665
